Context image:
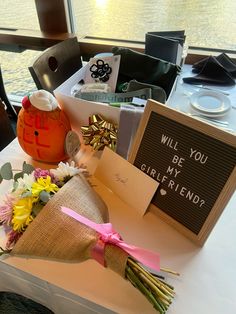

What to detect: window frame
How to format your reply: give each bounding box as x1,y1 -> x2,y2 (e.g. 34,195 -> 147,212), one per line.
0,0 -> 235,64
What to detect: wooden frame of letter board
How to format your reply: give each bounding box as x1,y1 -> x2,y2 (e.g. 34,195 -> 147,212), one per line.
129,100 -> 236,246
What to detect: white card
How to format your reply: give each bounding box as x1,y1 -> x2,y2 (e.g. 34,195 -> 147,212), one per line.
94,147 -> 159,215
84,55 -> 121,92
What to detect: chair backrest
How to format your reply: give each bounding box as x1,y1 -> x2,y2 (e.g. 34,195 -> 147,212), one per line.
0,65 -> 18,122
0,99 -> 16,151
29,37 -> 83,93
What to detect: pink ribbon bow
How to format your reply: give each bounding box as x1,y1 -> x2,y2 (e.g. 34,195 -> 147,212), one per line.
61,206 -> 160,272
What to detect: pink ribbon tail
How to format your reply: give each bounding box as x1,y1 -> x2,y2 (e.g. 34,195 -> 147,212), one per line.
61,206 -> 160,272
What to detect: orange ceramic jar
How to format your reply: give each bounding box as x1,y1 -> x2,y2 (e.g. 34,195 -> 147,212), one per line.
17,104 -> 71,163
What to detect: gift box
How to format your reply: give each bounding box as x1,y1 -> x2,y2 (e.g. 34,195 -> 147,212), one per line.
54,65 -> 133,158
54,54 -> 179,159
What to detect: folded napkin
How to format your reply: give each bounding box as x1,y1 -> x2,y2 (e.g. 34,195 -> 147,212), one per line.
112,46 -> 181,97
192,53 -> 236,78
125,79 -> 166,103
183,55 -> 235,86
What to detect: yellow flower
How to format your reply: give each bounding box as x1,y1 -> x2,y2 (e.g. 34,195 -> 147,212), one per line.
12,197 -> 34,232
31,176 -> 59,197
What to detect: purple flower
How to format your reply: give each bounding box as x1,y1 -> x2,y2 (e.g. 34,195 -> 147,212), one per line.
34,168 -> 56,182
0,194 -> 15,225
5,229 -> 23,250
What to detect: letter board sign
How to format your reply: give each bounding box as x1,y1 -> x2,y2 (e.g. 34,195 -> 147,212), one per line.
129,100 -> 236,245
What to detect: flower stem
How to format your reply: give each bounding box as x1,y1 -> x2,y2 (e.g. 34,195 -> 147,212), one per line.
126,257 -> 176,313
128,258 -> 174,297
0,247 -> 11,256
160,267 -> 180,276
126,265 -> 165,314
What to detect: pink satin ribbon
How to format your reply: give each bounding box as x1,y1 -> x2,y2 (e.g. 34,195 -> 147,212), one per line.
61,206 -> 160,272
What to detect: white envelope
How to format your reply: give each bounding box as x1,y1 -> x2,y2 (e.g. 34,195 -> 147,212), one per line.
94,147 -> 159,216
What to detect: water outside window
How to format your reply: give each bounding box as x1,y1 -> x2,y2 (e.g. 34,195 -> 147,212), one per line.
0,0 -> 235,99
0,0 -> 40,100
72,0 -> 236,51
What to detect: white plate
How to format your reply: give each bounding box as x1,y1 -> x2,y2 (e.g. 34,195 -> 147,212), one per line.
176,101 -> 231,118
190,90 -> 231,115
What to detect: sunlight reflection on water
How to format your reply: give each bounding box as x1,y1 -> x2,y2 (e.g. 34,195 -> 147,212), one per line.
72,0 -> 236,50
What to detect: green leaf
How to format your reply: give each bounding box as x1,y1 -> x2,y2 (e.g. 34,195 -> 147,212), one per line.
0,247 -> 11,256
14,172 -> 24,182
0,162 -> 13,180
0,173 -> 2,184
32,203 -> 44,217
22,161 -> 34,174
12,180 -> 19,192
39,191 -> 50,203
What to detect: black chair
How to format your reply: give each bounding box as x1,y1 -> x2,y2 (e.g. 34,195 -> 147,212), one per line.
0,99 -> 16,151
0,65 -> 18,123
29,37 -> 83,93
0,291 -> 54,314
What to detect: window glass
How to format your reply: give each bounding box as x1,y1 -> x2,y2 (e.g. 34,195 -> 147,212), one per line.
0,50 -> 39,99
0,1 -> 39,98
72,0 -> 236,51
0,0 -> 39,30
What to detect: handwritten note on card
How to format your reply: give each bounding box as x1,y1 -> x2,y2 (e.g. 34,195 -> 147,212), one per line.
94,147 -> 159,215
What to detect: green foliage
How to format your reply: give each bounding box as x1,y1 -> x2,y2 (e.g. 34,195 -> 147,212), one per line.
39,191 -> 50,203
22,161 -> 34,174
0,162 -> 13,180
32,203 -> 44,217
0,161 -> 35,183
14,172 -> 24,181
12,180 -> 19,192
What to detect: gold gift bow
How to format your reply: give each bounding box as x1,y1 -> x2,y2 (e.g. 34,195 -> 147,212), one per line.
81,114 -> 117,151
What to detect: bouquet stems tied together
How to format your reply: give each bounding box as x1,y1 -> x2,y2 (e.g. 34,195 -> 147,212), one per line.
126,258 -> 177,313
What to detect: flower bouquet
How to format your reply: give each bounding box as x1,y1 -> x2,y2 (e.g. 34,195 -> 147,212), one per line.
0,161 -> 176,313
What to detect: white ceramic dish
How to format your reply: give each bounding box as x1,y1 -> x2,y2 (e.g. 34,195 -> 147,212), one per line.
176,101 -> 231,118
190,90 -> 231,116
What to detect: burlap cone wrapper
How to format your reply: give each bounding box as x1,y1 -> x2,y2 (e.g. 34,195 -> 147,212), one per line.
12,174 -> 128,278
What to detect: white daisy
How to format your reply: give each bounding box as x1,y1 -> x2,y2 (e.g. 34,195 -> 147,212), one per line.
50,161 -> 83,181
14,173 -> 36,195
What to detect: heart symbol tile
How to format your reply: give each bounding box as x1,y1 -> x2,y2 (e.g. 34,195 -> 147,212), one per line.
160,189 -> 167,196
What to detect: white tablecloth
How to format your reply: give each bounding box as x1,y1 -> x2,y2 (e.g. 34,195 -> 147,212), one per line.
167,64 -> 236,133
0,63 -> 236,313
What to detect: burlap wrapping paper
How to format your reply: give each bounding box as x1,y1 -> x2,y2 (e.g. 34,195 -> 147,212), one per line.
12,174 -> 128,277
